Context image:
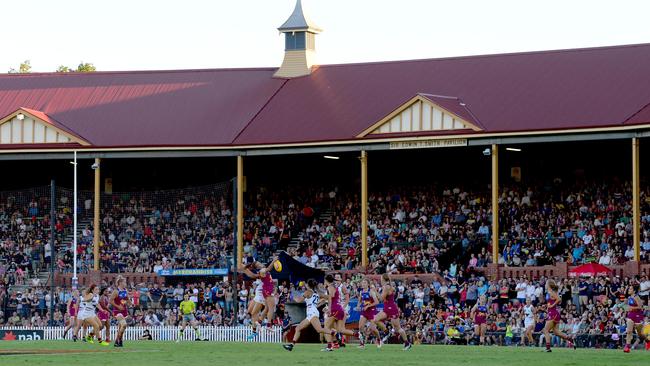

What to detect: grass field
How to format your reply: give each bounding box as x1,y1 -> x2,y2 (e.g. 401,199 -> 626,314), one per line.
0,341 -> 647,366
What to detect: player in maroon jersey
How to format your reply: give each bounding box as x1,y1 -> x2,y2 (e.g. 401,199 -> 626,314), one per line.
623,284 -> 649,353
62,289 -> 79,341
242,258 -> 278,339
97,287 -> 112,345
372,274 -> 411,350
323,274 -> 357,351
471,295 -> 489,345
110,276 -> 131,347
356,277 -> 380,348
542,279 -> 575,352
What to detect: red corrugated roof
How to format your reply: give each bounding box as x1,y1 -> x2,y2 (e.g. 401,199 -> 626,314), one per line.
0,69 -> 284,147
235,43 -> 650,145
0,43 -> 649,149
625,101 -> 650,124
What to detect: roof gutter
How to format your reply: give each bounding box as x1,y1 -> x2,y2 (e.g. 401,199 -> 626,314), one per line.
0,123 -> 648,159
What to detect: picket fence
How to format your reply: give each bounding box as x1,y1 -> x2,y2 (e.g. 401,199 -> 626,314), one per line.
0,326 -> 282,343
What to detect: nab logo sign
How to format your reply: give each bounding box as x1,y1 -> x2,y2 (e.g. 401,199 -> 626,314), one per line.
0,330 -> 44,341
18,332 -> 42,341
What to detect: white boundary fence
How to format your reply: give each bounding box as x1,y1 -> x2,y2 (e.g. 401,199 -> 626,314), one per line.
0,326 -> 282,343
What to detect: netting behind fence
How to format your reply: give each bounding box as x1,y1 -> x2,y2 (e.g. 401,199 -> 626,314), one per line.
0,185 -> 59,285
0,181 -> 233,283
60,181 -> 233,274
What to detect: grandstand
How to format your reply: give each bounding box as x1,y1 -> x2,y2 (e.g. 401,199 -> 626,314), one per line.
0,0 -> 649,352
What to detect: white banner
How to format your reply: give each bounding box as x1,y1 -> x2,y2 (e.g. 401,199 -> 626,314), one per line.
0,326 -> 282,343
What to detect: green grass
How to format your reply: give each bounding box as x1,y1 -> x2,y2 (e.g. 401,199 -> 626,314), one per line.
0,341 -> 647,366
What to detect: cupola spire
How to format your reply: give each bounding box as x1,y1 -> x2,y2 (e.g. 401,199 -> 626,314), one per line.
274,0 -> 322,78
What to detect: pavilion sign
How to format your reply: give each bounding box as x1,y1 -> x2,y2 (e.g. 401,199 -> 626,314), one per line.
389,138 -> 468,150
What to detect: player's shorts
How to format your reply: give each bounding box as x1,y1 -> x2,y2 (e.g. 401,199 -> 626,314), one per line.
329,306 -> 345,321
474,316 -> 487,326
263,288 -> 274,298
384,304 -> 400,320
182,314 -> 196,323
68,309 -> 77,317
547,309 -> 561,323
98,310 -> 110,322
361,308 -> 377,320
254,293 -> 265,305
306,309 -> 320,321
112,308 -> 128,318
524,318 -> 535,329
78,310 -> 96,321
627,311 -> 643,324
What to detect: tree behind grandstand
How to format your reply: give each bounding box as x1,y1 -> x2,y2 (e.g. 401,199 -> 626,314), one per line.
7,60 -> 96,73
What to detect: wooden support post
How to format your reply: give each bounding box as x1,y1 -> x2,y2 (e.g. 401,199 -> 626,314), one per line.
491,144 -> 499,264
632,138 -> 640,262
93,158 -> 101,271
361,150 -> 368,268
237,155 -> 244,269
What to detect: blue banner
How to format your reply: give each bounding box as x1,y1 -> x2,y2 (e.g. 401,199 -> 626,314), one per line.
157,268 -> 228,276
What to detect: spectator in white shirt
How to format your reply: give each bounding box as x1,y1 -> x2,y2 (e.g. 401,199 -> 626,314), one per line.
598,251 -> 612,265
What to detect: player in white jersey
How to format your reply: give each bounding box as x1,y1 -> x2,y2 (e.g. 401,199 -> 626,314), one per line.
253,279 -> 265,305
75,284 -> 105,345
283,279 -> 335,351
521,298 -> 536,346
246,279 -> 266,334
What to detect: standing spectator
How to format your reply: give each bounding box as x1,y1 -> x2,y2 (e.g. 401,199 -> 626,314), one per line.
150,283 -> 163,309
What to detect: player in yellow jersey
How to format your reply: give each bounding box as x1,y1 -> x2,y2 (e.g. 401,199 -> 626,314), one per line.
177,293 -> 202,342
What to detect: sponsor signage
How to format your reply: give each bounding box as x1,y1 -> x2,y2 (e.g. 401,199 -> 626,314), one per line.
0,329 -> 44,341
389,138 -> 468,150
156,268 -> 228,276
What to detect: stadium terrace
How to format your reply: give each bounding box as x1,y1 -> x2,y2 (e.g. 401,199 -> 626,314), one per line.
1,1 -> 650,358
0,0 -> 648,284
1,0 -> 650,282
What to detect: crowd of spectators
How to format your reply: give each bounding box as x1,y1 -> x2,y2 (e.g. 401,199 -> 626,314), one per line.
351,273 -> 650,348
0,279 -> 244,327
1,272 -> 648,350
287,181 -> 650,274
95,187 -> 235,274
2,180 -> 650,293
1,191 -> 73,287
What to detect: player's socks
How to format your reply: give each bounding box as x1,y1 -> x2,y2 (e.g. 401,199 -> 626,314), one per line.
623,344 -> 631,353
322,342 -> 333,352
545,342 -> 552,352
568,337 -> 576,349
